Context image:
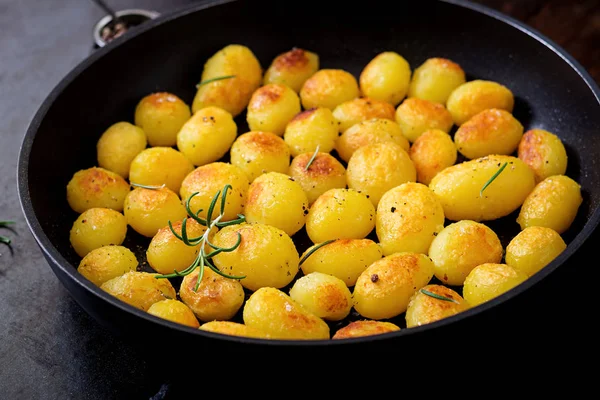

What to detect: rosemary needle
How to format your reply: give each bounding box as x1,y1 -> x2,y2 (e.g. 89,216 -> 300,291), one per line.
196,75 -> 236,89
420,288 -> 460,304
299,239 -> 335,265
480,162 -> 508,196
0,221 -> 15,227
305,145 -> 320,171
130,182 -> 166,190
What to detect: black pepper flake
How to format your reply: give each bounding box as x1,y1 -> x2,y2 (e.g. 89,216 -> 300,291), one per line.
371,274 -> 379,283
391,207 -> 396,213
303,209 -> 309,215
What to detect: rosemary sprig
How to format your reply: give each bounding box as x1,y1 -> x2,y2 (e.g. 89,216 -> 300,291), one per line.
299,239 -> 335,265
0,220 -> 14,246
305,145 -> 320,171
155,184 -> 246,291
480,162 -> 508,197
130,182 -> 166,190
420,288 -> 460,304
196,75 -> 236,89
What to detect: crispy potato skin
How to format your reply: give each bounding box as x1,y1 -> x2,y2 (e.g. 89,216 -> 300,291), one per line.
289,272 -> 352,321
70,208 -> 128,258
77,245 -> 138,287
359,51 -> 411,106
147,299 -> 200,328
332,320 -> 400,339
405,284 -> 469,328
67,167 -> 130,214
409,129 -> 457,185
288,152 -> 347,205
395,97 -> 454,143
123,187 -> 187,238
517,128 -> 568,183
100,271 -> 177,311
230,131 -> 291,182
263,47 -> 319,93
246,83 -> 301,135
300,69 -> 360,110
408,57 -> 466,104
284,107 -> 339,157
129,147 -> 194,194
97,122 -> 147,179
446,80 -> 514,126
134,92 -> 191,147
332,97 -> 396,133
463,263 -> 528,307
199,321 -> 270,339
505,226 -> 566,277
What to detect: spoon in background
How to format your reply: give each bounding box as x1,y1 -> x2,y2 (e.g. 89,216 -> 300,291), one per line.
89,0 -> 129,43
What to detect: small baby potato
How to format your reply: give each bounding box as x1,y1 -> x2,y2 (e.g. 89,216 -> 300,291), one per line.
332,320 -> 400,339
463,263 -> 528,307
66,167 -> 130,213
288,152 -> 347,205
454,108 -> 524,160
346,141 -> 417,207
134,92 -> 191,147
77,245 -> 137,287
429,155 -> 536,221
100,271 -> 176,311
211,223 -> 300,291
243,287 -> 330,340
332,97 -> 396,133
283,107 -> 338,157
96,122 -> 147,179
305,188 -> 375,243
517,128 -> 568,183
300,238 -> 383,287
129,147 -> 194,194
408,57 -> 466,104
199,321 -> 270,339
352,252 -> 435,320
446,80 -> 515,126
395,97 -> 454,143
179,162 -> 249,222
262,47 -> 319,93
246,83 -> 301,135
429,219 -> 503,286
516,175 -> 582,234
335,118 -> 410,163
146,219 -> 211,275
409,129 -> 457,185
176,106 -> 237,167
123,187 -> 187,238
179,267 -> 245,322
244,172 -> 309,236
376,182 -> 445,256
289,272 -> 352,321
191,44 -> 262,117
405,284 -> 469,328
230,131 -> 291,182
505,226 -> 567,277
70,208 -> 127,258
300,69 -> 360,110
359,51 -> 411,106
147,299 -> 200,328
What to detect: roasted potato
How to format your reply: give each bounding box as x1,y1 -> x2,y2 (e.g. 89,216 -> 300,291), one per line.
96,122 -> 147,179
395,97 -> 454,143
147,299 -> 200,328
332,97 -> 396,133
129,147 -> 194,194
332,320 -> 400,339
199,321 -> 270,339
229,131 -> 291,182
288,152 -> 347,205
409,129 -> 457,185
446,79 -> 515,125
463,263 -> 528,307
300,69 -> 360,110
289,271 -> 352,321
77,245 -> 138,287
283,107 -> 338,157
262,47 -> 319,93
517,128 -> 568,183
407,57 -> 466,104
100,271 -> 176,311
70,207 -> 128,258
359,51 -> 411,106
246,83 -> 301,135
134,92 -> 191,147
405,284 -> 469,328
505,226 -> 567,277
67,167 -> 130,213
123,187 -> 187,238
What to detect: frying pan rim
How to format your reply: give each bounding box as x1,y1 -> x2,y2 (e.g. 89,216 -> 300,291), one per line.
16,0 -> 600,346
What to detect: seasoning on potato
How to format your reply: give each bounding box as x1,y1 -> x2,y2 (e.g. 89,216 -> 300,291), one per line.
134,92 -> 191,147
288,151 -> 347,205
100,271 -> 177,311
199,320 -> 270,339
69,207 -> 128,258
517,128 -> 568,183
229,131 -> 291,182
332,320 -> 400,339
246,83 -> 301,136
395,97 -> 454,143
505,226 -> 566,277
262,47 -> 319,93
359,51 -> 411,106
129,147 -> 194,194
300,69 -> 360,110
446,79 -> 515,126
147,299 -> 200,328
77,245 -> 137,287
408,57 -> 466,104
332,97 -> 396,133
176,106 -> 237,167
409,128 -> 457,185
289,271 -> 352,321
463,263 -> 528,307
96,122 -> 147,179
67,166 -> 131,214
283,107 -> 339,157
405,284 -> 469,328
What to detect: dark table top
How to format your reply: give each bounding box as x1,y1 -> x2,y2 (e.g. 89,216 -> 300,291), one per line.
1,0 -> 598,397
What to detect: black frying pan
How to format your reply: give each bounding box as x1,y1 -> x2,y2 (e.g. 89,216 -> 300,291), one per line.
17,0 -> 600,355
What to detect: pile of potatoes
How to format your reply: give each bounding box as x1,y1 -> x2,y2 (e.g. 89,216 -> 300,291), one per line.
66,44 -> 582,340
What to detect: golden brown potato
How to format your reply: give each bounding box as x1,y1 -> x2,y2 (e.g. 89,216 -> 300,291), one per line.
179,267 -> 245,322
246,83 -> 301,135
516,174 -> 582,234
505,226 -> 567,277
191,44 -> 262,117
179,162 -> 250,222
300,69 -> 360,110
288,152 -> 347,205
123,187 -> 187,238
199,321 -> 270,339
77,245 -> 137,287
395,97 -> 454,143
176,106 -> 237,167
262,47 -> 319,93
147,299 -> 200,328
283,107 -> 338,157
352,252 -> 435,320
446,80 -> 515,125
409,129 -> 457,185
229,131 -> 291,182
129,147 -> 194,194
66,167 -> 130,214
289,272 -> 352,321
463,263 -> 528,307
335,117 -> 410,163
134,92 -> 191,147
70,208 -> 128,258
332,320 -> 400,339
428,219 -> 503,286
332,97 -> 396,133
408,57 -> 466,104
454,108 -> 524,159
96,122 -> 147,179
101,271 -> 176,311
243,287 -> 330,340
405,284 -> 469,328
517,128 -> 568,183
346,141 -> 416,207
376,182 -> 445,256
359,51 -> 411,106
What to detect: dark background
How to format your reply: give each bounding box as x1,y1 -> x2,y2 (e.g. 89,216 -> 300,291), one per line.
1,0 -> 598,398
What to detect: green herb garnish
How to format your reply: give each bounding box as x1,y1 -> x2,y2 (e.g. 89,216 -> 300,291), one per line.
196,75 -> 236,89
0,221 -> 15,227
299,239 -> 335,266
480,162 -> 508,196
420,288 -> 460,304
0,221 -> 15,246
305,145 -> 320,171
130,182 -> 166,190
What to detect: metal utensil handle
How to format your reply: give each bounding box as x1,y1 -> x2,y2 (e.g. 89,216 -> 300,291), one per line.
90,0 -> 119,21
